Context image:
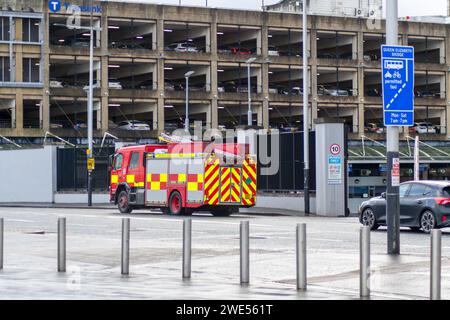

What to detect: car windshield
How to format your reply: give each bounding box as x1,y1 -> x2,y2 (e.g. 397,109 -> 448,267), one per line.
442,187 -> 450,197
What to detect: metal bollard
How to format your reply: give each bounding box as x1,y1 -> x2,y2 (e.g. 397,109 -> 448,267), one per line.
360,226 -> 370,298
240,221 -> 250,284
183,218 -> 192,279
0,218 -> 3,270
57,217 -> 66,272
431,229 -> 442,300
121,218 -> 130,275
296,223 -> 307,290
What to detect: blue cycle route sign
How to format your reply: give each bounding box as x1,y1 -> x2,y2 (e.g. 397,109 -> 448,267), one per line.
381,45 -> 414,126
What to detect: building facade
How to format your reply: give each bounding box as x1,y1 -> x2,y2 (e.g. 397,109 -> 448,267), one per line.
265,0 -> 383,20
0,0 -> 449,143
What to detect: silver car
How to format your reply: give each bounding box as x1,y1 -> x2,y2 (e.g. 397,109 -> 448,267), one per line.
118,120 -> 151,131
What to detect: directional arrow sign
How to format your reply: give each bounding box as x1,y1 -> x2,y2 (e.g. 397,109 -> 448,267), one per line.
381,45 -> 414,126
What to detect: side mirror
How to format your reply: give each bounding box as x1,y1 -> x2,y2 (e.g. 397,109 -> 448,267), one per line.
381,192 -> 387,199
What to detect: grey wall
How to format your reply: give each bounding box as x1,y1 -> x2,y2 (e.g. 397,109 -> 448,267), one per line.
315,121 -> 346,217
0,146 -> 57,203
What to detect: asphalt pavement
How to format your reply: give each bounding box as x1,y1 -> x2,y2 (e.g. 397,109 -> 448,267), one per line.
0,206 -> 445,300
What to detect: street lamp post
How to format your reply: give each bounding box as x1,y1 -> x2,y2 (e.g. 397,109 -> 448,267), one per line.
246,57 -> 256,126
302,0 -> 310,214
87,12 -> 94,207
184,71 -> 195,131
54,16 -> 101,207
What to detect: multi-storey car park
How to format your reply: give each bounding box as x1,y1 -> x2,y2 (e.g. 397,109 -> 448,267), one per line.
0,0 -> 448,140
1,0 -> 450,211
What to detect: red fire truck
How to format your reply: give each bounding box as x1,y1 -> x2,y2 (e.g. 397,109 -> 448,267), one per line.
109,140 -> 257,216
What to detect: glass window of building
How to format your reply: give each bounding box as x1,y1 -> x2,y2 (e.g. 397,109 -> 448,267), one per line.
0,17 -> 10,41
23,58 -> 41,83
0,57 -> 10,82
22,18 -> 40,42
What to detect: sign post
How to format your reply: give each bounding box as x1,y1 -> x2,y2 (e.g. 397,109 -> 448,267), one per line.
381,36 -> 415,254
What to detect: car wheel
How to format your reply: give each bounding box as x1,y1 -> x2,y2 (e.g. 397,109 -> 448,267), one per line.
118,191 -> 133,214
420,210 -> 436,233
361,208 -> 379,230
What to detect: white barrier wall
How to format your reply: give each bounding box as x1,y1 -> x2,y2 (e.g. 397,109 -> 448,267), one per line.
0,146 -> 57,203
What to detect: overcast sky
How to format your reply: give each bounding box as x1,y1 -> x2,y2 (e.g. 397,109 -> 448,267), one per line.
106,0 -> 448,16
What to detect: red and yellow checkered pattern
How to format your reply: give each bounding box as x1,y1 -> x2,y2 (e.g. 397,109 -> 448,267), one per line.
188,174 -> 204,191
146,173 -> 168,190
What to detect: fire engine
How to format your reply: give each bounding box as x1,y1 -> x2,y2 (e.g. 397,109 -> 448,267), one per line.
109,137 -> 257,216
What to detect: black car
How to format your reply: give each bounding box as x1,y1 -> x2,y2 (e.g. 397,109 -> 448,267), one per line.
359,181 -> 450,233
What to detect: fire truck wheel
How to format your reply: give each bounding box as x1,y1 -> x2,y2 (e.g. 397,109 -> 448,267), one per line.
118,191 -> 133,214
168,191 -> 185,216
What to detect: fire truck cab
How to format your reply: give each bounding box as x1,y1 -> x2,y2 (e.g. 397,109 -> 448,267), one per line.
110,141 -> 257,216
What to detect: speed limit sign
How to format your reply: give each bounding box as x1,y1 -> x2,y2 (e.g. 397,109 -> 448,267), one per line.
330,144 -> 341,155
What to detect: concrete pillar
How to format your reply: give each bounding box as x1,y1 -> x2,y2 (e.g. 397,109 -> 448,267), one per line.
206,104 -> 212,129
257,104 -> 263,127
15,93 -> 23,130
262,62 -> 270,129
356,31 -> 365,136
209,12 -> 218,129
15,18 -> 23,83
151,24 -> 157,50
444,26 -> 450,136
42,6 -> 50,131
261,12 -> 269,129
310,26 -> 318,129
100,9 -> 109,132
157,16 -> 165,133
440,109 -> 446,135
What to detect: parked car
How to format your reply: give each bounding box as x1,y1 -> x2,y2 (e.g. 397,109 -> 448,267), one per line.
165,42 -> 199,53
410,122 -> 439,134
138,80 -> 154,90
108,81 -> 122,90
268,46 -> 280,56
118,120 -> 151,131
108,120 -> 119,129
83,81 -> 122,90
165,81 -> 175,91
72,40 -> 89,48
73,122 -> 87,130
416,90 -> 440,98
290,87 -> 304,95
365,88 -> 381,97
359,181 -> 450,233
318,85 -> 349,96
268,87 -> 278,94
364,123 -> 384,134
50,80 -> 64,88
218,47 -> 232,54
218,82 -> 237,93
229,47 -> 252,55
189,84 -> 207,92
50,123 -> 63,129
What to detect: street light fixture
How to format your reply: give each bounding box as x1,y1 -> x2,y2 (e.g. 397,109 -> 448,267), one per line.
246,57 -> 257,126
184,71 -> 195,131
